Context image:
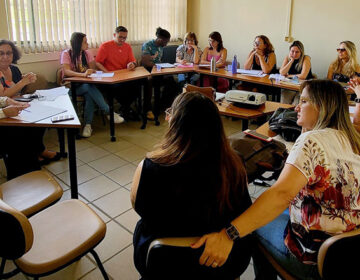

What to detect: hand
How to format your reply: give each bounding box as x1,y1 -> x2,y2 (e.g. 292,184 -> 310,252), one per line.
349,78 -> 360,98
84,69 -> 95,77
191,229 -> 234,268
127,62 -> 136,70
3,104 -> 28,117
151,52 -> 159,60
6,98 -> 30,107
180,59 -> 187,65
288,55 -> 295,62
21,72 -> 37,85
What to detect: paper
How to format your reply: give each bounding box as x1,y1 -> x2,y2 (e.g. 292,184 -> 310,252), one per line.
236,69 -> 266,77
175,63 -> 194,68
155,63 -> 175,68
215,92 -> 226,101
198,64 -> 210,68
269,74 -> 285,81
34,86 -> 69,101
89,72 -> 114,78
12,102 -> 66,123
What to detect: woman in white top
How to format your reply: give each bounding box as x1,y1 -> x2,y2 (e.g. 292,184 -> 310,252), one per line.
192,79 -> 360,280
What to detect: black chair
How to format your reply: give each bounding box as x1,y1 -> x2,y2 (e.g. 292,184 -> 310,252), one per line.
162,45 -> 179,64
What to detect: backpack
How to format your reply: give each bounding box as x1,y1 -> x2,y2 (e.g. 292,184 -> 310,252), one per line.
268,108 -> 301,142
229,131 -> 288,184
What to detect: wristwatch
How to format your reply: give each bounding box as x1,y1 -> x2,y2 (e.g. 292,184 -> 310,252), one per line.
355,98 -> 360,103
225,223 -> 240,241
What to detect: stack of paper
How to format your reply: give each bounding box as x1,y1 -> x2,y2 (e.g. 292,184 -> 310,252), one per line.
236,69 -> 266,77
155,63 -> 175,68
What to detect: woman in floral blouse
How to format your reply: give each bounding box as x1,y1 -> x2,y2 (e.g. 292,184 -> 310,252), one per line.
192,79 -> 360,280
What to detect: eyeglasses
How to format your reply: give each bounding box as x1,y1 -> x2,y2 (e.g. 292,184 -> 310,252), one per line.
165,107 -> 172,120
0,51 -> 13,57
117,36 -> 127,40
208,39 -> 216,43
253,41 -> 262,46
186,39 -> 195,43
337,48 -> 346,52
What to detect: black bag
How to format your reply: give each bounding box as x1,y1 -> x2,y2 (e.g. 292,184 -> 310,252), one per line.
268,108 -> 301,142
229,132 -> 288,184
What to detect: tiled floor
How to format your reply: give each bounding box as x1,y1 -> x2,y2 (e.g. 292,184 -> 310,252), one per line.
0,114 -> 269,280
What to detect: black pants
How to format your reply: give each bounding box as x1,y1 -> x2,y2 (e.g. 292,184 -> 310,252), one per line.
0,127 -> 44,180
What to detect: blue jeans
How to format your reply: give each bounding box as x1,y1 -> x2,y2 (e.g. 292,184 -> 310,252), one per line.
76,83 -> 109,124
253,210 -> 321,280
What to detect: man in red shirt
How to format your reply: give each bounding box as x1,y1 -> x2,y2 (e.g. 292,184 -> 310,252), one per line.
96,26 -> 143,121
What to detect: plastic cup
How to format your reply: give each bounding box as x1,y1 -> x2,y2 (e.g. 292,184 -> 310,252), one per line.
156,65 -> 162,71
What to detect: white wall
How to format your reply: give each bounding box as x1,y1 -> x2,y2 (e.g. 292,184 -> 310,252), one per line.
188,0 -> 360,78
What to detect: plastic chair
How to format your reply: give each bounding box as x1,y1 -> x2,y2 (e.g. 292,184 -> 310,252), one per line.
258,228 -> 360,280
0,170 -> 63,217
0,198 -> 109,280
184,84 -> 216,101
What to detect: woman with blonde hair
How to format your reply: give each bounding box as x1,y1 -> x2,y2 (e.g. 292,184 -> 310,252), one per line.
280,40 -> 313,104
327,40 -> 360,83
131,92 -> 253,279
192,80 -> 360,279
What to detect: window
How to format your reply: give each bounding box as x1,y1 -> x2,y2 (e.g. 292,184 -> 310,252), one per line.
6,0 -> 187,54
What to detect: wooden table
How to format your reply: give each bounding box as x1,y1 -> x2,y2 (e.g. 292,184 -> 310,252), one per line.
64,67 -> 151,141
0,94 -> 81,199
217,100 -> 294,130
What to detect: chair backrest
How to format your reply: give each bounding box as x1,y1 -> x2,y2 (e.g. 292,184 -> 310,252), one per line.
318,228 -> 360,279
184,84 -> 216,101
0,199 -> 33,260
162,45 -> 179,64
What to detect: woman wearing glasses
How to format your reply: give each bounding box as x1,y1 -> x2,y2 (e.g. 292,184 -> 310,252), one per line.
176,32 -> 202,85
200,31 -> 229,92
244,35 -> 277,74
327,41 -> 360,83
131,92 -> 253,279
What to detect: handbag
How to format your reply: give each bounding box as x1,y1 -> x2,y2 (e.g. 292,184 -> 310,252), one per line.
268,108 -> 301,142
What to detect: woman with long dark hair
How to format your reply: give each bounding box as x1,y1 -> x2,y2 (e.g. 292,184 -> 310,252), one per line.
61,32 -> 123,137
131,92 -> 253,279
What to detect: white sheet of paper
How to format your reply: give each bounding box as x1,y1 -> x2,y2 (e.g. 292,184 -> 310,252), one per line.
89,72 -> 114,78
215,92 -> 226,101
236,69 -> 266,77
34,86 -> 69,101
12,102 -> 66,123
155,63 -> 175,68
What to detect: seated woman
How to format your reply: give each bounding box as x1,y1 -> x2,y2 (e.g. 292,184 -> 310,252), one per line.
200,31 -> 229,93
176,32 -> 202,85
141,27 -> 179,114
238,35 -> 277,93
0,39 -> 60,165
192,80 -> 360,280
131,92 -> 253,279
61,32 -> 123,138
279,40 -> 313,104
327,41 -> 360,83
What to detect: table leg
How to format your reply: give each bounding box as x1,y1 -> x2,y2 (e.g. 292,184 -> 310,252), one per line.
141,78 -> 151,129
71,83 -> 77,110
200,74 -> 204,87
213,77 -> 218,91
108,91 -> 116,142
57,128 -> 67,158
67,128 -> 78,199
153,77 -> 160,126
242,119 -> 249,131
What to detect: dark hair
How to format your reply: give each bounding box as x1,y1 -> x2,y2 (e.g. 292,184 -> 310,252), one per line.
155,27 -> 171,40
0,39 -> 21,64
209,31 -> 224,52
300,79 -> 360,154
148,91 -> 247,213
69,32 -> 88,72
255,35 -> 274,56
115,26 -> 128,33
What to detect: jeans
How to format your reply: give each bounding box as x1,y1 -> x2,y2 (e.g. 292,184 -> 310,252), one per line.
76,83 -> 109,124
253,209 -> 321,280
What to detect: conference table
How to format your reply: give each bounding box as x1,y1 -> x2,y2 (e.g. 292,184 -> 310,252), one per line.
64,67 -> 151,141
0,94 -> 81,199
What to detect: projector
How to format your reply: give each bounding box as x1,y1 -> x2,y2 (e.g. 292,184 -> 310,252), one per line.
225,90 -> 266,106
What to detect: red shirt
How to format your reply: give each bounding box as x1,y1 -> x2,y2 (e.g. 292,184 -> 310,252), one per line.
96,40 -> 136,71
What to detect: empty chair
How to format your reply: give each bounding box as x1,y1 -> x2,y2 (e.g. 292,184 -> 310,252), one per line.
0,170 -> 63,217
0,198 -> 108,279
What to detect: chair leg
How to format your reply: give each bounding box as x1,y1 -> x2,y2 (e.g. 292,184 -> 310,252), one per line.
0,258 -> 5,275
89,249 -> 109,280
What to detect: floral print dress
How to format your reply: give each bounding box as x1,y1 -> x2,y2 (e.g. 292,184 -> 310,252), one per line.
285,128 -> 360,264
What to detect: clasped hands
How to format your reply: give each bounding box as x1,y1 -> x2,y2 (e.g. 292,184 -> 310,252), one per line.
191,228 -> 234,268
3,98 -> 30,117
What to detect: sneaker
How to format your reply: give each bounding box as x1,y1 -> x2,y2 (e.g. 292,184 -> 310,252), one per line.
82,124 -> 92,138
147,111 -> 155,120
107,113 -> 124,124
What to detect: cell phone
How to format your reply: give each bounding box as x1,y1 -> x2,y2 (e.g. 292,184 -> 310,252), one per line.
51,114 -> 74,123
244,129 -> 273,142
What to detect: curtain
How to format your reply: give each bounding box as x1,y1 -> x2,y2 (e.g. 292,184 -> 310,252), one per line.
5,0 -> 187,53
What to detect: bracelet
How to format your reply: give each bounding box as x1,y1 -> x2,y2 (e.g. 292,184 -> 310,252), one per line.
355,98 -> 360,103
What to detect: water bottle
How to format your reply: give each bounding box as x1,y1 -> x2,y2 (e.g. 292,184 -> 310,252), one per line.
210,57 -> 216,72
231,55 -> 237,74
